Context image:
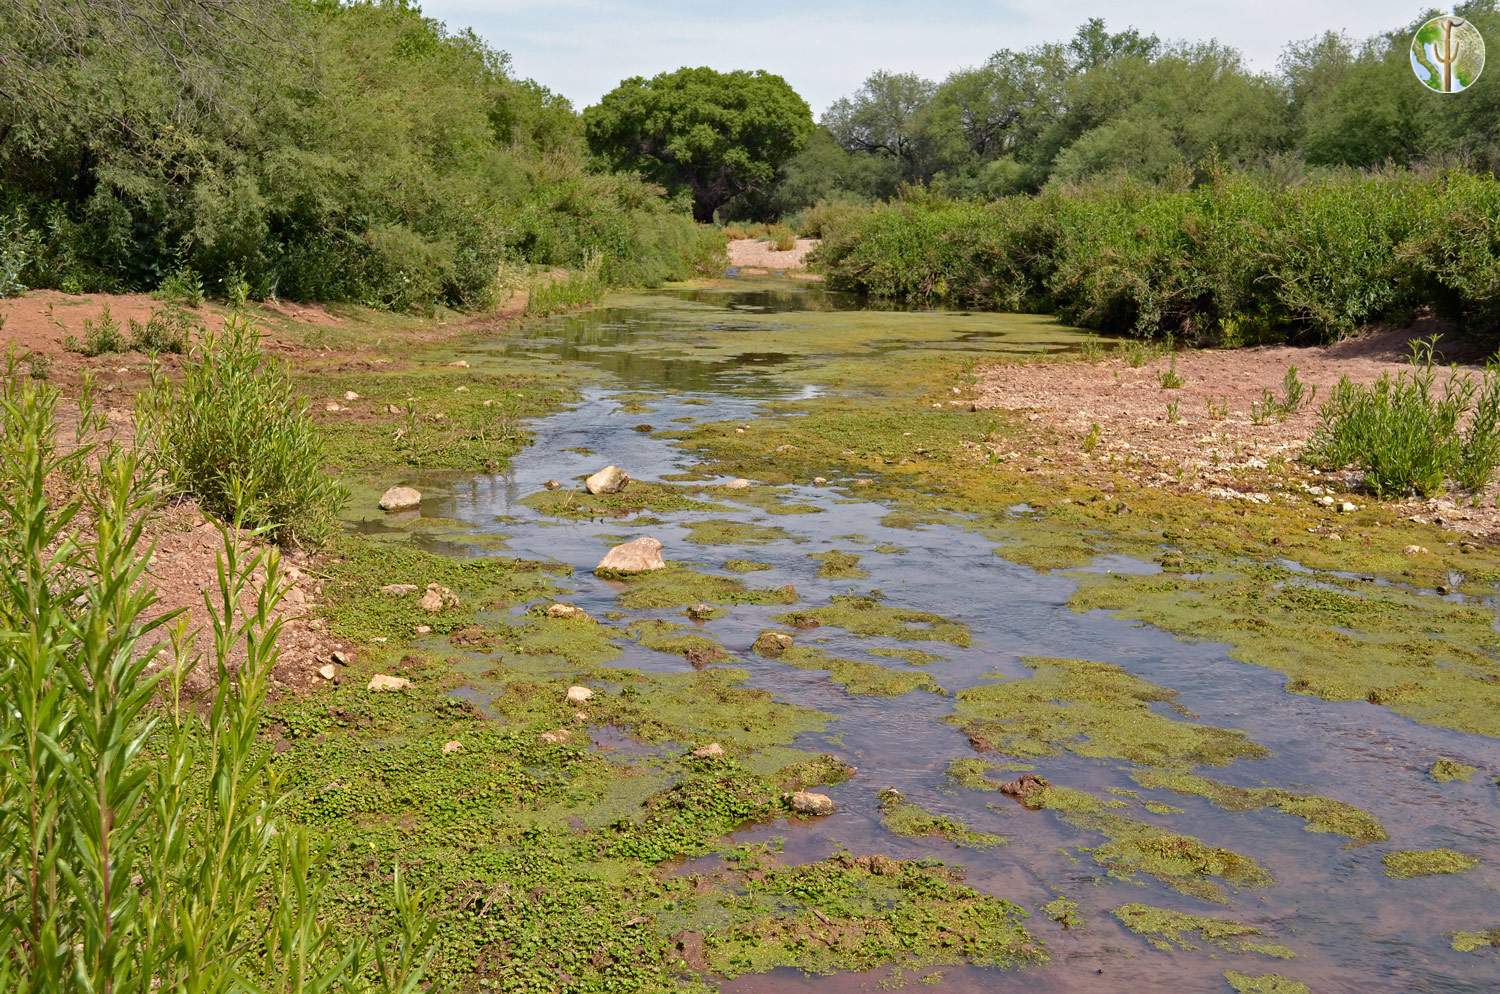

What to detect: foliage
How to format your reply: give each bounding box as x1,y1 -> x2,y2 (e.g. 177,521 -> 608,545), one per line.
1307,338 -> 1500,497
63,303 -> 127,356
584,66 -> 814,221
0,369 -> 429,992
136,314 -> 346,546
816,170 -> 1500,344
0,1 -> 713,309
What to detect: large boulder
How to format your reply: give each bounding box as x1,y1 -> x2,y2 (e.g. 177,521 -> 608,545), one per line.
585,465 -> 631,495
596,537 -> 666,577
378,486 -> 422,511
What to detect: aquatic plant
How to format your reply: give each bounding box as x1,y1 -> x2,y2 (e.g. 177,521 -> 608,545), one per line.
1382,848 -> 1479,879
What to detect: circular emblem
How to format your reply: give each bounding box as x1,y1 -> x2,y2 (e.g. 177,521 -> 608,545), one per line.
1411,16 -> 1485,93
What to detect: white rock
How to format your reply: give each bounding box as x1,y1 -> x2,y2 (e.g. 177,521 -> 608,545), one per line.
414,624 -> 432,634
1317,495 -> 1336,507
812,476 -> 828,485
1339,501 -> 1358,513
596,537 -> 666,576
379,486 -> 422,511
449,359 -> 470,368
1404,544 -> 1430,556
343,390 -> 360,401
540,729 -> 571,744
380,583 -> 418,596
418,584 -> 458,613
721,478 -> 751,490
367,674 -> 410,692
324,402 -> 343,412
585,465 -> 631,495
788,791 -> 835,816
692,742 -> 725,759
566,685 -> 594,704
442,740 -> 463,755
317,664 -> 337,680
547,603 -> 593,621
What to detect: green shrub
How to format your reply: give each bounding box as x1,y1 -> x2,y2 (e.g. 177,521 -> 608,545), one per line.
764,223 -> 797,251
0,370 -> 432,992
154,265 -> 206,307
128,306 -> 190,354
1306,338 -> 1500,497
814,170 -> 1500,345
136,315 -> 346,546
0,209 -> 38,297
64,304 -> 127,356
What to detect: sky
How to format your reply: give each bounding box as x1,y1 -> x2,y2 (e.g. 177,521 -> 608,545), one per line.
421,0 -> 1432,113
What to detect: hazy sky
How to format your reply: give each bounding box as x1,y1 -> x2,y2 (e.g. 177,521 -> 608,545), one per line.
421,1 -> 1430,113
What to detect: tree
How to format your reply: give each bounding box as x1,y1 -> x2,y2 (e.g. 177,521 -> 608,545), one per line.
583,67 -> 813,222
823,71 -> 937,182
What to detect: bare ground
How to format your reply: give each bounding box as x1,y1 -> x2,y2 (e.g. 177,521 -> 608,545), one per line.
973,326 -> 1500,539
728,237 -> 819,274
0,289 -> 501,696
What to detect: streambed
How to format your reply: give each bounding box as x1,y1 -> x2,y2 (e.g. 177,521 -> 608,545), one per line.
353,280 -> 1500,992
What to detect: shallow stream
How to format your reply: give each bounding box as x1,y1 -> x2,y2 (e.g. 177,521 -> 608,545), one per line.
356,280 -> 1500,992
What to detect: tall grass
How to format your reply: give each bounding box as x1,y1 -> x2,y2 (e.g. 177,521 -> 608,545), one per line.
815,170 -> 1500,345
1307,339 -> 1500,497
0,370 -> 431,991
136,315 -> 346,547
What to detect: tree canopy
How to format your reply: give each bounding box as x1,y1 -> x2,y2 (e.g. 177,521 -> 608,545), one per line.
583,67 -> 813,221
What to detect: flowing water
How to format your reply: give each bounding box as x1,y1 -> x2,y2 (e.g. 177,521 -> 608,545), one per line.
356,280 -> 1500,992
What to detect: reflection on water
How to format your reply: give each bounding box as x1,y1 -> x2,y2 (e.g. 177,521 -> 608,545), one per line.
358,278 -> 1500,993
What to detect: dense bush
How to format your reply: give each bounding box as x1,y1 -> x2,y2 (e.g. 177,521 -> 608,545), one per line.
816,170 -> 1500,344
1307,339 -> 1500,496
0,2 -> 718,311
136,316 -> 346,547
0,371 -> 430,992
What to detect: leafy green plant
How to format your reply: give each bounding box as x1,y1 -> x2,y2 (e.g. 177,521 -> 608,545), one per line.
128,306 -> 191,354
1306,339 -> 1493,497
1205,396 -> 1228,420
155,265 -> 206,307
136,315 -> 346,546
64,304 -> 127,356
1251,366 -> 1316,423
0,369 -> 432,992
1083,422 -> 1103,452
1166,399 -> 1181,423
1157,356 -> 1185,389
0,209 -> 37,297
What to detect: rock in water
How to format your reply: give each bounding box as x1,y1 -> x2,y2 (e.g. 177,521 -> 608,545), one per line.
546,603 -> 594,622
788,791 -> 835,816
752,630 -> 794,658
379,486 -> 422,511
721,478 -> 751,490
585,465 -> 631,495
596,537 -> 665,577
367,674 -> 411,692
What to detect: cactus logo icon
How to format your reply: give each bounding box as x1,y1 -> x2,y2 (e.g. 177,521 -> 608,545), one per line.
1411,15 -> 1485,92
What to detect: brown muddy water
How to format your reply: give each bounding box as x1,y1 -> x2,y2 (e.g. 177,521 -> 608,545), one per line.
356,280 -> 1500,993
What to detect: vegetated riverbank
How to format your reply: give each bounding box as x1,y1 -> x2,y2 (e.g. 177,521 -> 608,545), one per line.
811,170 -> 1500,345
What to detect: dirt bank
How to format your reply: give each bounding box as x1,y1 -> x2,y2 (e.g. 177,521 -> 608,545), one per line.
728,237 -> 819,273
973,326 -> 1500,537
